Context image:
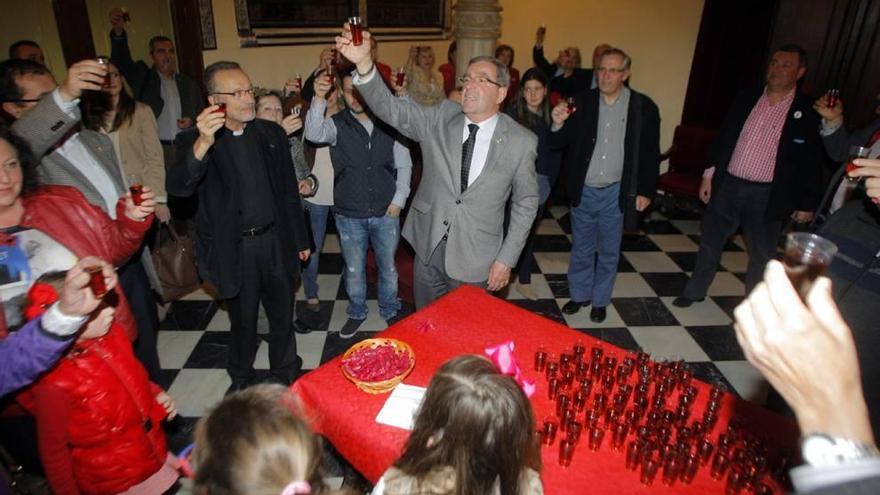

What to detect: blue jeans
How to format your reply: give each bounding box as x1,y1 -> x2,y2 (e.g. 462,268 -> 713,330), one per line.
334,212 -> 401,320
567,183 -> 623,307
302,202 -> 330,300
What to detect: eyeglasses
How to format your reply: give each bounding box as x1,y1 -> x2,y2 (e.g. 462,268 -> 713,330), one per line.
1,98 -> 41,103
210,88 -> 256,99
458,75 -> 502,87
596,67 -> 627,74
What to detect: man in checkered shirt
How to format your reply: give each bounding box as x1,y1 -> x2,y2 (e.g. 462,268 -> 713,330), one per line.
675,44 -> 824,307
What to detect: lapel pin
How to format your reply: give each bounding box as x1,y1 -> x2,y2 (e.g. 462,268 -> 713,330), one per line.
793,110 -> 802,119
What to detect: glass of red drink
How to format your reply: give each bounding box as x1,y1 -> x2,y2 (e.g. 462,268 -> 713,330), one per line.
121,8 -> 131,23
783,233 -> 838,300
85,265 -> 107,298
348,16 -> 364,46
295,74 -> 303,90
826,88 -> 839,108
566,96 -> 576,114
395,68 -> 406,87
127,173 -> 143,206
213,102 -> 227,115
534,345 -> 547,371
542,417 -> 559,445
558,439 -> 575,467
95,57 -> 112,88
845,145 -> 870,182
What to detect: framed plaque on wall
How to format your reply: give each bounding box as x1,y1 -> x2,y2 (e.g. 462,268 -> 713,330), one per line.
234,0 -> 451,47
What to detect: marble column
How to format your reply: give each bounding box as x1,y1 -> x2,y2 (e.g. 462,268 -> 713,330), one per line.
452,0 -> 502,81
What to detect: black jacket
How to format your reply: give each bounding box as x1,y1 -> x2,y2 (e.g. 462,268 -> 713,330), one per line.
166,121 -> 310,298
532,46 -> 594,98
550,88 -> 661,210
110,30 -> 204,123
710,86 -> 824,221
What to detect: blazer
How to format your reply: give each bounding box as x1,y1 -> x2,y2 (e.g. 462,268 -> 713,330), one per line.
355,69 -> 539,283
12,94 -> 126,210
13,94 -> 165,293
550,88 -> 661,210
167,120 -> 310,299
110,30 -> 204,122
710,86 -> 824,221
112,102 -> 167,199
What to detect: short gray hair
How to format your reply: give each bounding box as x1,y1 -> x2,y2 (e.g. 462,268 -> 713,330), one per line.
204,60 -> 242,94
468,56 -> 510,88
600,48 -> 632,71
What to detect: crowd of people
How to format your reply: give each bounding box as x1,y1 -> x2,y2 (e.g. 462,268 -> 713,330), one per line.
0,9 -> 879,494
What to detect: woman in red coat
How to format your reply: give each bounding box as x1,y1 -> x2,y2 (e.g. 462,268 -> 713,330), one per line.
0,127 -> 153,339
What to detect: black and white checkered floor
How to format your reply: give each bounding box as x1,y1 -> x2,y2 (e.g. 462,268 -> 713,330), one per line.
156,203 -> 763,488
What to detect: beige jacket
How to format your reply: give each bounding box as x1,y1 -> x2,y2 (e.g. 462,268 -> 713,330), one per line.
375,466 -> 543,495
115,102 -> 167,200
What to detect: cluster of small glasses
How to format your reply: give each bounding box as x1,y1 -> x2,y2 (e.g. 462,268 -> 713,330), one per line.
534,344 -> 786,493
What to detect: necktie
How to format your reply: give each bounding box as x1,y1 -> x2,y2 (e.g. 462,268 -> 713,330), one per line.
461,123 -> 479,193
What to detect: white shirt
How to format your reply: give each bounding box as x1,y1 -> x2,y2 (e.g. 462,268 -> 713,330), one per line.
157,74 -> 182,141
50,89 -> 122,217
462,113 -> 499,187
55,134 -> 121,218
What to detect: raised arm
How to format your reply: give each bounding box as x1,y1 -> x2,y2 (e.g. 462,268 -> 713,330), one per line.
335,26 -> 437,143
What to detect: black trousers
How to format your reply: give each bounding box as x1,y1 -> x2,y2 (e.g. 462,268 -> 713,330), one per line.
119,257 -> 161,381
226,230 -> 299,384
682,176 -> 782,299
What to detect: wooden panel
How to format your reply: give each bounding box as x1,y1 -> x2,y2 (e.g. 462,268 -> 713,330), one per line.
770,0 -> 880,128
680,0 -> 779,129
52,0 -> 96,65
170,0 -> 206,94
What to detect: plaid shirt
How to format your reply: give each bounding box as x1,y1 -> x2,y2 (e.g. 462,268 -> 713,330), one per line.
726,89 -> 796,182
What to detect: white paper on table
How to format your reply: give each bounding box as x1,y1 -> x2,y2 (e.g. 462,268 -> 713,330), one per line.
375,383 -> 426,431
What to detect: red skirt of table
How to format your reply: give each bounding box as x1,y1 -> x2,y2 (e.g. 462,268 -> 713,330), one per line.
291,286 -> 798,494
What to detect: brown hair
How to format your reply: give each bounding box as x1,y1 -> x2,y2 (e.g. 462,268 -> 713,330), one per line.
389,355 -> 541,495
192,384 -> 333,495
79,61 -> 136,133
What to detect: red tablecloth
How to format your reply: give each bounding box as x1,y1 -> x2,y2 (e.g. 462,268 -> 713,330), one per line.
291,286 -> 799,494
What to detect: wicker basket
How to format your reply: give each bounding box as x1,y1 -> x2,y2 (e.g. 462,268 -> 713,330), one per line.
340,338 -> 415,394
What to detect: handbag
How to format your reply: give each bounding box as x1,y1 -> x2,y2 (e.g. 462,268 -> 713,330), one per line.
151,221 -> 201,302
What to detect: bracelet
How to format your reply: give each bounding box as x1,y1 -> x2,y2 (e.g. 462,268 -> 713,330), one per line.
356,64 -> 375,78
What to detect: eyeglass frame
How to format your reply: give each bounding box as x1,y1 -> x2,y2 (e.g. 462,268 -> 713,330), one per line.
596,67 -> 628,75
209,87 -> 256,99
1,98 -> 41,104
457,75 -> 503,88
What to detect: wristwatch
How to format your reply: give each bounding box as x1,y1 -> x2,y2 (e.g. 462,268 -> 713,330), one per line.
801,433 -> 880,467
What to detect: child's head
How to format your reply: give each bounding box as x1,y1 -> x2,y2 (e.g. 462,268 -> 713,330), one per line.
394,355 -> 540,495
23,270 -> 114,340
192,384 -> 326,495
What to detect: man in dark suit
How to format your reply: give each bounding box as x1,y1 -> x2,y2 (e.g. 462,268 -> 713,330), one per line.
675,44 -> 824,307
108,8 -> 203,155
549,48 -> 661,323
167,61 -> 310,390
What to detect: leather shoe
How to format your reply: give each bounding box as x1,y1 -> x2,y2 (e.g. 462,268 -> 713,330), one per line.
590,306 -> 606,323
672,296 -> 705,308
561,300 -> 590,314
293,319 -> 312,334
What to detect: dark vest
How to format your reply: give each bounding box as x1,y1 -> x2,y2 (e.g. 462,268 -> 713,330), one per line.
329,111 -> 397,218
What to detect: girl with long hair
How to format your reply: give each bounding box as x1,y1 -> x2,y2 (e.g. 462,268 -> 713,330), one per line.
373,355 -> 543,495
507,68 -> 562,300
